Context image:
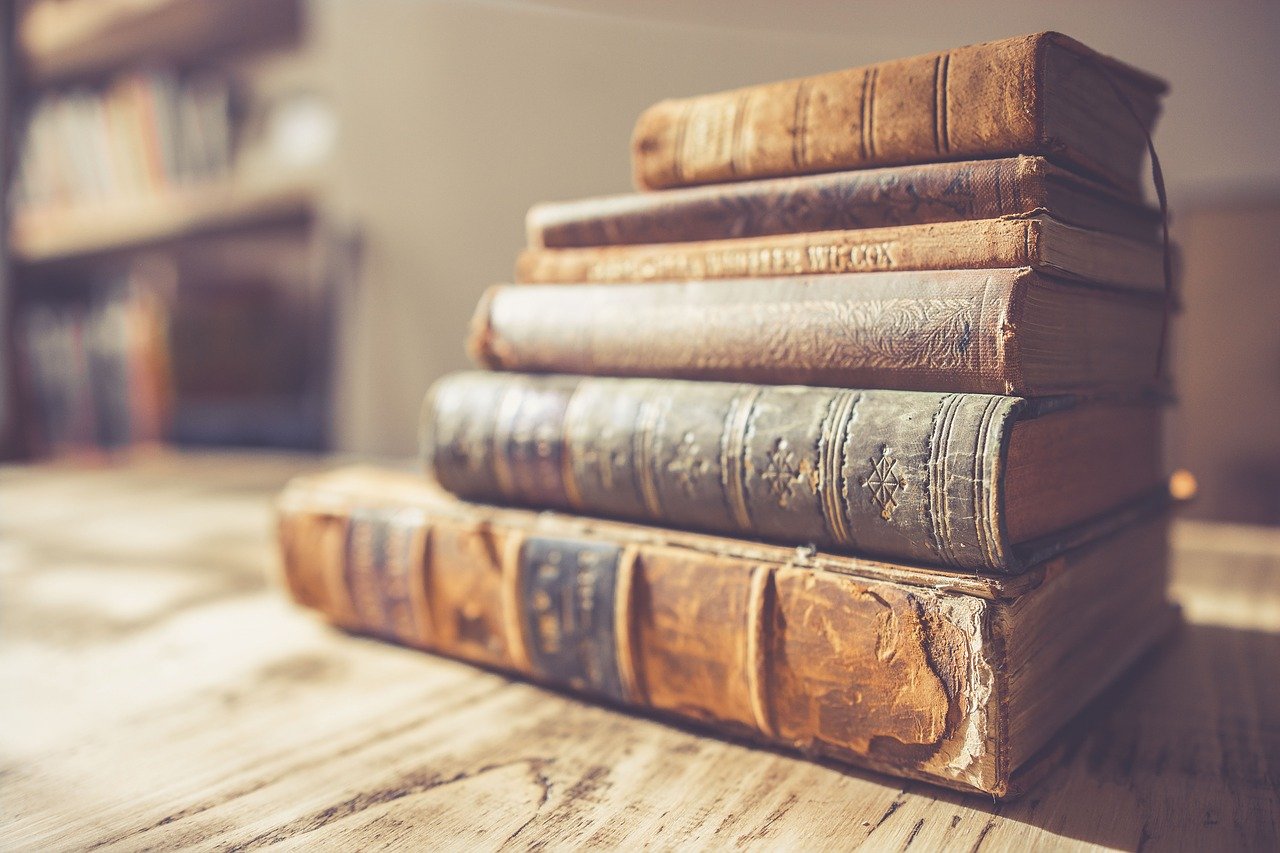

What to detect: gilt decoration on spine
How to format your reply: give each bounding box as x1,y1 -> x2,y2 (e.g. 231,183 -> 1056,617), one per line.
427,373 -> 1023,572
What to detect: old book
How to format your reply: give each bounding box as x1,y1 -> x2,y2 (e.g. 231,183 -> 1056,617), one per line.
424,372 -> 1167,573
631,32 -> 1165,194
527,157 -> 1161,249
514,216 -> 1165,292
276,466 -> 1175,798
471,269 -> 1166,396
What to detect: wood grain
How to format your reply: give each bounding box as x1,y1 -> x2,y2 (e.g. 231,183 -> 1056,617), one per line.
1,454 -> 1277,851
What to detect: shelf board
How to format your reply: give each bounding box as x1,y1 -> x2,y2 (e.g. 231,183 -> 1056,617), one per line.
18,0 -> 299,87
9,182 -> 315,264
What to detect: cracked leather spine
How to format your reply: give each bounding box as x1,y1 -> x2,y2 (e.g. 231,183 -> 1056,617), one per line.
424,372 -> 1024,573
276,472 -> 1006,796
632,36 -> 1040,191
528,157 -> 1046,249
630,32 -> 1164,194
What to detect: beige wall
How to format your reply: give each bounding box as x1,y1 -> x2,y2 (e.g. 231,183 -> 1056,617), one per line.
1170,201 -> 1280,524
314,0 -> 1280,456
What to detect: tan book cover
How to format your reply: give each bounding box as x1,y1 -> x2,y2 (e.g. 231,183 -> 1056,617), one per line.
515,216 -> 1166,293
276,466 -> 1176,798
631,32 -> 1165,195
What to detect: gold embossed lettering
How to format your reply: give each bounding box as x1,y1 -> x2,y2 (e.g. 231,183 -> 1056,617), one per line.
579,239 -> 898,283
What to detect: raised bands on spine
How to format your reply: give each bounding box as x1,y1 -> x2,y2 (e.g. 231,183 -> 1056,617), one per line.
935,52 -> 951,154
745,565 -> 777,739
791,80 -> 810,171
720,386 -> 762,533
612,545 -> 645,705
501,531 -> 533,673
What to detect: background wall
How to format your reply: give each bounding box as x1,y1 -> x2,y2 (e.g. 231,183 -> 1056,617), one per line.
314,0 -> 1280,519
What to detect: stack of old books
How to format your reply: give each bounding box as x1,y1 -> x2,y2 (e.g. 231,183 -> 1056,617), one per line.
277,33 -> 1176,798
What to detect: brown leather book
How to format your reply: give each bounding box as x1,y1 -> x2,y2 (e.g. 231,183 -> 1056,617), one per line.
471,269 -> 1166,396
632,32 -> 1165,195
276,466 -> 1176,798
527,157 -> 1162,249
424,372 -> 1167,574
515,216 -> 1165,292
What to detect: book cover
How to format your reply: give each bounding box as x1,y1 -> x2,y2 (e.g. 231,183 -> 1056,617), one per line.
424,372 -> 1167,574
528,157 -> 1161,249
631,32 -> 1165,194
276,466 -> 1175,798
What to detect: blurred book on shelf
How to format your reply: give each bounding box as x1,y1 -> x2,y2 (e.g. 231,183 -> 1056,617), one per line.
2,0 -> 343,462
12,70 -> 234,216
15,263 -> 172,459
167,282 -> 323,449
13,237 -> 333,459
165,232 -> 331,450
6,64 -> 324,265
15,0 -> 299,87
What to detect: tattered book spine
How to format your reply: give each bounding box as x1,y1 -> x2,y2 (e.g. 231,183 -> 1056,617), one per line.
424,373 -> 1023,573
632,35 -> 1045,191
528,157 -> 1058,249
276,486 -> 1005,795
629,33 -> 1163,193
515,217 -> 1044,285
471,269 -> 1029,396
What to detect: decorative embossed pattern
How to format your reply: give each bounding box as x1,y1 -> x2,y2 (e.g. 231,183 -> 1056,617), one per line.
473,270 -> 1014,395
427,372 -> 1024,572
864,453 -> 907,520
760,437 -> 821,509
667,431 -> 712,498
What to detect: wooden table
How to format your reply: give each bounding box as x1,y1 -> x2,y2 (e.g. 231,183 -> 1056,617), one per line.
2,454 -> 1277,851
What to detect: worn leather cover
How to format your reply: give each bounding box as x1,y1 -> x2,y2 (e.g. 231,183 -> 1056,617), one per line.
425,372 -> 1043,572
470,268 -> 1166,396
528,156 -> 1161,249
276,466 -> 1170,798
514,215 -> 1165,292
631,33 -> 1165,194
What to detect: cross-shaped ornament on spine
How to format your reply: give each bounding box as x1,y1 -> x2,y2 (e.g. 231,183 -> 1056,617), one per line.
864,451 -> 906,520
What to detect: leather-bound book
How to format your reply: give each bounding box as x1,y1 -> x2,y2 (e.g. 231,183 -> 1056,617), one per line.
276,466 -> 1176,798
527,157 -> 1162,249
423,372 -> 1167,574
514,216 -> 1165,291
631,32 -> 1165,195
470,269 -> 1166,397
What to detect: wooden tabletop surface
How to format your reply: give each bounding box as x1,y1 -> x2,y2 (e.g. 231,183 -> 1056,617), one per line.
2,453 -> 1277,852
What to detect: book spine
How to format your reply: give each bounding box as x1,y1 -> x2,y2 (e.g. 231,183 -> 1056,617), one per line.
515,218 -> 1035,284
425,373 -> 1024,572
276,488 -> 1003,795
469,270 -> 1026,395
631,35 -> 1041,190
527,158 -> 1043,249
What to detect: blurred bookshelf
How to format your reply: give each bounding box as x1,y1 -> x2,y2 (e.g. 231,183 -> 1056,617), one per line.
10,180 -> 315,264
17,0 -> 298,87
3,0 -> 352,460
